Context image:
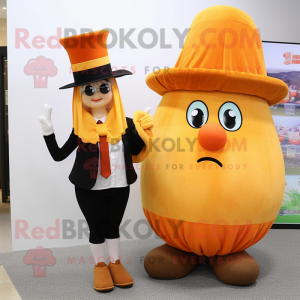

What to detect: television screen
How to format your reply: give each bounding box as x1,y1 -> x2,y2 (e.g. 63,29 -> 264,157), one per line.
263,41 -> 300,225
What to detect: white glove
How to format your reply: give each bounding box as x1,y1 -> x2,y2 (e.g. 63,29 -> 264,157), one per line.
39,104 -> 54,136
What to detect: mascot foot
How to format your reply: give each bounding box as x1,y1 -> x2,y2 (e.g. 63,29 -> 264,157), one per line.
94,262 -> 114,292
208,250 -> 260,285
108,259 -> 134,287
144,243 -> 199,279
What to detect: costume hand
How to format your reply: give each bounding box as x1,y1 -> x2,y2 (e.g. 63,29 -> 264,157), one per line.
39,104 -> 54,136
138,107 -> 153,130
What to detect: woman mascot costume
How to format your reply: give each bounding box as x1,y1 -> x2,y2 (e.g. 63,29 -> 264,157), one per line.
38,29 -> 153,292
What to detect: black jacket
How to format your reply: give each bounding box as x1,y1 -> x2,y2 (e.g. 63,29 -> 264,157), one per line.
43,117 -> 144,190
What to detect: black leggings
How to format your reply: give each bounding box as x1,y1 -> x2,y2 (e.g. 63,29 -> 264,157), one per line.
75,186 -> 130,244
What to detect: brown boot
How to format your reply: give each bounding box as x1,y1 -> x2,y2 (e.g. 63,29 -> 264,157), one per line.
144,243 -> 199,279
108,259 -> 134,287
94,262 -> 114,292
208,250 -> 260,285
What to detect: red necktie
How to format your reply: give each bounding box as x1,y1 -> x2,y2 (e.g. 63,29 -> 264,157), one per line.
97,120 -> 111,178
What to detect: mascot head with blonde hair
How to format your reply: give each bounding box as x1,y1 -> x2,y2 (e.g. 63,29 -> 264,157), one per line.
59,29 -> 132,145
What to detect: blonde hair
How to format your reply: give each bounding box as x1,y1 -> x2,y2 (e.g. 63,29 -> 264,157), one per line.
72,77 -> 127,145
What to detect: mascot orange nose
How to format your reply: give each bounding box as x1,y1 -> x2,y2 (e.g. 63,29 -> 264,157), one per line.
198,123 -> 227,151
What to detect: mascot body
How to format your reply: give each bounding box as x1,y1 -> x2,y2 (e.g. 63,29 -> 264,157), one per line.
39,30 -> 153,292
141,5 -> 287,285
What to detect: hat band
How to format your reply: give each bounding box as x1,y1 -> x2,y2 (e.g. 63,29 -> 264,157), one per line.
73,64 -> 114,86
71,56 -> 110,72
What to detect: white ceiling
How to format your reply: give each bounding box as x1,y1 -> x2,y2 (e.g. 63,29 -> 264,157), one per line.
0,0 -> 6,19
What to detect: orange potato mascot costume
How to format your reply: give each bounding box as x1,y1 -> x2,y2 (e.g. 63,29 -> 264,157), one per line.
141,5 -> 288,285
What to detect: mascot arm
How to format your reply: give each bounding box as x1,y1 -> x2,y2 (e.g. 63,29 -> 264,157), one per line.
131,110 -> 154,164
44,129 -> 78,162
131,121 -> 145,155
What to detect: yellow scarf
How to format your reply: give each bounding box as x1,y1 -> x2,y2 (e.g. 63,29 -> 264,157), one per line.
72,78 -> 128,145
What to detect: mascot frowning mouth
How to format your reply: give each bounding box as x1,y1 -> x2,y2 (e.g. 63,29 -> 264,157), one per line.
197,157 -> 223,167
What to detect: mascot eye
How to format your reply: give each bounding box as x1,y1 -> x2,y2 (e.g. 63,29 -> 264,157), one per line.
99,84 -> 110,94
218,102 -> 242,131
186,101 -> 209,128
84,85 -> 95,96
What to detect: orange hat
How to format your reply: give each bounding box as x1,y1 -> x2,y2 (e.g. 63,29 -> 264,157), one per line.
146,5 -> 288,106
59,29 -> 132,89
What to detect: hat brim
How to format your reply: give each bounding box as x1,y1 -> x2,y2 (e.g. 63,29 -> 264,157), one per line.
146,68 -> 288,106
59,69 -> 132,89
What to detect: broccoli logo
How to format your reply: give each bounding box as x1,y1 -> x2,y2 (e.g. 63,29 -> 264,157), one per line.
23,246 -> 56,277
24,56 -> 57,88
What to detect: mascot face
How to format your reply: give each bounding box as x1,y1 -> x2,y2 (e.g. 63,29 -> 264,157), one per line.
141,90 -> 285,256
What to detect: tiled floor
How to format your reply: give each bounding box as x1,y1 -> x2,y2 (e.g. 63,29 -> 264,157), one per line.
0,212 -> 12,253
0,265 -> 21,299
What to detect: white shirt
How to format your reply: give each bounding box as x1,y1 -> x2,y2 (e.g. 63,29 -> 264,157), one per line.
91,115 -> 128,190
